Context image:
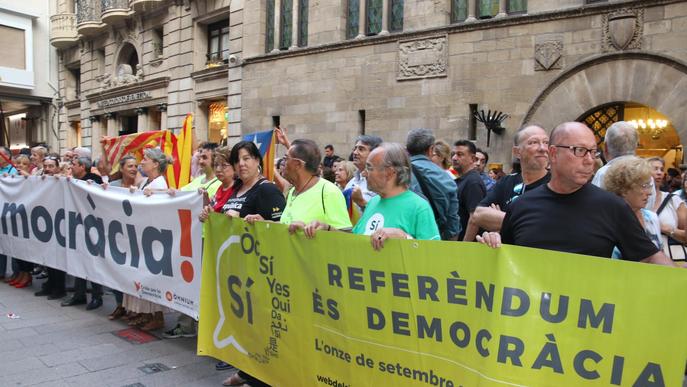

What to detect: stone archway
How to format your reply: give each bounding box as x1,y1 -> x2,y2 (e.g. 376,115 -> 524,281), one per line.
523,52 -> 687,141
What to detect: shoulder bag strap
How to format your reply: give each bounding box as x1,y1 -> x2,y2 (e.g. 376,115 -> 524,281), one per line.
657,193 -> 674,216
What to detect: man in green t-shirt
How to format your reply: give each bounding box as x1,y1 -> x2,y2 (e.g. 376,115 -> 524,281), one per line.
292,142 -> 440,250
276,139 -> 352,229
182,142 -> 221,197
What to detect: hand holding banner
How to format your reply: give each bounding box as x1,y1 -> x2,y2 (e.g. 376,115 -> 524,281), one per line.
0,176 -> 203,318
199,215 -> 687,387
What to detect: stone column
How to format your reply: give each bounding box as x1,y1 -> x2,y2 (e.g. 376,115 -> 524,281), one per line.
89,115 -> 100,144
104,112 -> 116,137
495,0 -> 507,18
466,0 -> 476,22
380,0 -> 389,35
356,0 -> 365,38
272,0 -> 281,53
158,103 -> 168,131
290,0 -> 299,49
136,107 -> 148,133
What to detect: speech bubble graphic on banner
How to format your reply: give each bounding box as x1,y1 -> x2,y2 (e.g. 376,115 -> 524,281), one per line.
212,234 -> 248,354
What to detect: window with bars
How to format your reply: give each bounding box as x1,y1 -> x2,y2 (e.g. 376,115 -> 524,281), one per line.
280,0 -> 293,49
265,0 -> 275,52
366,0 -> 382,35
298,0 -> 308,46
207,20 -> 230,64
477,0 -> 499,18
346,0 -> 360,39
451,0 -> 468,22
581,104 -> 624,148
389,0 -> 403,32
507,0 -> 526,14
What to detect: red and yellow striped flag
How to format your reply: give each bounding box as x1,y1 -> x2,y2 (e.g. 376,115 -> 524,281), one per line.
165,113 -> 194,189
101,131 -> 166,173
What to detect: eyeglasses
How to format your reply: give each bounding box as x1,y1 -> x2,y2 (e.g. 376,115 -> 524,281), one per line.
553,145 -> 601,159
364,164 -> 387,172
284,153 -> 305,164
214,163 -> 232,169
639,182 -> 652,192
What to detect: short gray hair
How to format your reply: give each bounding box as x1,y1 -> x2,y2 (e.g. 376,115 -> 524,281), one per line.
144,148 -> 172,174
75,157 -> 92,170
406,128 -> 435,156
73,146 -> 92,159
604,121 -> 637,159
355,135 -> 383,151
379,142 -> 411,188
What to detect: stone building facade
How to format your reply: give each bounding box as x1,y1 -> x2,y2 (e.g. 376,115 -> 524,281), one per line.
1,0 -> 59,151
50,0 -> 242,157
50,0 -> 687,167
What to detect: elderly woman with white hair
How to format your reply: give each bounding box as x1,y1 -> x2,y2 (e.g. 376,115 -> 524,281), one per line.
121,147 -> 172,331
139,148 -> 173,191
604,156 -> 663,258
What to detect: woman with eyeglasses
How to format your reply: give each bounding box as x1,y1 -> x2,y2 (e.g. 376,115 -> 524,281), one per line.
604,157 -> 663,258
199,146 -> 236,222
647,157 -> 687,260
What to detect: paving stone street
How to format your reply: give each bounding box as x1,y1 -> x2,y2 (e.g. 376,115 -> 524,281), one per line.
0,277 -> 233,387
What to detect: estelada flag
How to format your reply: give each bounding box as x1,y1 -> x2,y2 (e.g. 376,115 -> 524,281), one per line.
242,129 -> 276,181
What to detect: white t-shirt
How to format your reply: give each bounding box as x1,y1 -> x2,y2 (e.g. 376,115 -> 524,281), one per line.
139,175 -> 168,190
656,191 -> 685,253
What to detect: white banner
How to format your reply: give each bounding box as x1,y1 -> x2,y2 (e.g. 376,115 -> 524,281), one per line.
0,175 -> 203,318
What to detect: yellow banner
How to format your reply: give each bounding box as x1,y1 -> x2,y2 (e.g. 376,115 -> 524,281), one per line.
198,215 -> 687,387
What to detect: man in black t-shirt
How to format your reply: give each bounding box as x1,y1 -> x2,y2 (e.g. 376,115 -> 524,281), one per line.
452,140 -> 486,240
62,157 -> 106,310
478,122 -> 674,266
463,125 -> 550,241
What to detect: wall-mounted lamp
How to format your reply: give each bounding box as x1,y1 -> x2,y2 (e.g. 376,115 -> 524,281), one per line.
474,110 -> 508,147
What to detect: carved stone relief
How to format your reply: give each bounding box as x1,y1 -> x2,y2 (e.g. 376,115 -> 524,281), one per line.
534,40 -> 563,71
602,8 -> 644,52
398,35 -> 448,80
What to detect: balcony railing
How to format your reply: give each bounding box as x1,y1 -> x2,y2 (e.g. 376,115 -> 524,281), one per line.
50,13 -> 78,49
76,0 -> 104,36
102,0 -> 129,24
129,0 -> 164,12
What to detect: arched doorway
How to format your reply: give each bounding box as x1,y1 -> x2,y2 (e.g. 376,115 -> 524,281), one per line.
578,102 -> 683,168
523,52 -> 687,155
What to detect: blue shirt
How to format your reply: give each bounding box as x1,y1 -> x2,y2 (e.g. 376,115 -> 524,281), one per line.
480,172 -> 496,191
0,164 -> 17,176
409,155 -> 460,239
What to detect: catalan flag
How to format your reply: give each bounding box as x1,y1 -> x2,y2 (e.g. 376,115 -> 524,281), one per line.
101,131 -> 166,173
242,129 -> 276,182
166,114 -> 194,189
101,113 -> 195,189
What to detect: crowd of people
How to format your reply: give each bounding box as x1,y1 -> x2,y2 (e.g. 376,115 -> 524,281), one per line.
1,119 -> 686,386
